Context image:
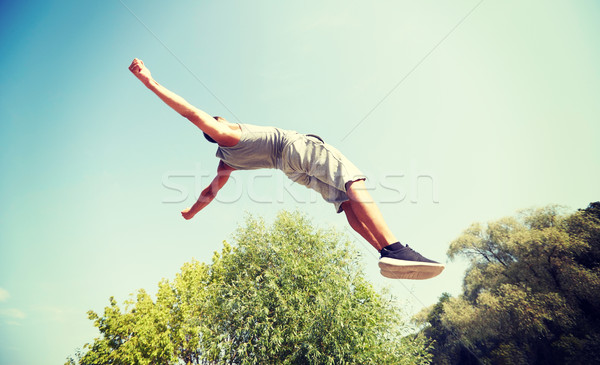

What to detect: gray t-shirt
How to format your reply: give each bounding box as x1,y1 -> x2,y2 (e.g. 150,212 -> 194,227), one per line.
215,123 -> 364,213
215,123 -> 303,170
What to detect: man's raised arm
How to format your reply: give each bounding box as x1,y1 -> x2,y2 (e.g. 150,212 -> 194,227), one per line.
128,58 -> 222,137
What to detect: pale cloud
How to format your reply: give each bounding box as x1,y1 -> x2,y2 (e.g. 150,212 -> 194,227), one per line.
0,308 -> 26,319
31,305 -> 71,323
0,288 -> 9,302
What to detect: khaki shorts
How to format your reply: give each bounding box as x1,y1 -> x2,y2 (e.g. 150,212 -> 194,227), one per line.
281,134 -> 366,213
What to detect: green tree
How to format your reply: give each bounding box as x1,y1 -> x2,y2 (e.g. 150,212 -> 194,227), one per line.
416,202 -> 600,364
413,292 -> 479,365
67,211 -> 431,364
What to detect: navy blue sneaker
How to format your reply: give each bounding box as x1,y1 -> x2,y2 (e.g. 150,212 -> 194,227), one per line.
379,244 -> 444,280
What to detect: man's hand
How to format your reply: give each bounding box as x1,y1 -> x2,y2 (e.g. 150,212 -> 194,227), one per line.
128,58 -> 152,86
181,207 -> 196,220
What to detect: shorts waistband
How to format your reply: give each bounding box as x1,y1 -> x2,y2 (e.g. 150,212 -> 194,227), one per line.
305,134 -> 324,143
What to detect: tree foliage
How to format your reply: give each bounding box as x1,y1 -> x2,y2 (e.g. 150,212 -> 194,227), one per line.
67,211 -> 431,364
416,202 -> 600,364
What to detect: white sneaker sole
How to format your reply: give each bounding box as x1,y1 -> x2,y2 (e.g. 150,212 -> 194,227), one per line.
378,257 -> 445,280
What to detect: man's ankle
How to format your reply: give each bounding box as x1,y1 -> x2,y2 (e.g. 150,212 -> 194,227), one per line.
382,242 -> 403,251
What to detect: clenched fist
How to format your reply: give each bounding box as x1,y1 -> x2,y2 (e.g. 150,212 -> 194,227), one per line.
181,207 -> 197,220
128,58 -> 152,85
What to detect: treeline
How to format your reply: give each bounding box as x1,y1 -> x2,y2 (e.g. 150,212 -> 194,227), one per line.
67,203 -> 599,364
415,202 -> 600,364
66,211 -> 431,365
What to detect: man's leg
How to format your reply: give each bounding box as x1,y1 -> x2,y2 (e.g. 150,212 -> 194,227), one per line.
344,179 -> 444,280
285,137 -> 444,279
341,201 -> 381,250
344,180 -> 397,251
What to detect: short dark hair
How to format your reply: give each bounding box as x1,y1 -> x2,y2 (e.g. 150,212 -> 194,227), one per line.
203,116 -> 222,144
203,132 -> 217,143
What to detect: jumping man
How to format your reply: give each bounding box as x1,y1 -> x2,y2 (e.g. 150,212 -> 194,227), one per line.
128,58 -> 444,280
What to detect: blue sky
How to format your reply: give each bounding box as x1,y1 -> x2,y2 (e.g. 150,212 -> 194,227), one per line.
1,1 -> 599,363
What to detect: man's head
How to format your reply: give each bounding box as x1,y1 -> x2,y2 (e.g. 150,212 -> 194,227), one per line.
203,116 -> 227,143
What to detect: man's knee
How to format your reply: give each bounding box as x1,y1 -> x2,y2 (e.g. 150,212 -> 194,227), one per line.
345,178 -> 367,195
340,200 -> 351,212
346,178 -> 365,191
347,179 -> 376,205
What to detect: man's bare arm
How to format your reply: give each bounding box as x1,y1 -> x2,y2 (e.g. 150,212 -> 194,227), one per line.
128,58 -> 222,137
181,161 -> 235,220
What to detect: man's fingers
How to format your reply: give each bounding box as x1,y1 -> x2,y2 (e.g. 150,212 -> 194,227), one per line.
129,58 -> 143,70
128,58 -> 149,78
129,63 -> 142,73
129,59 -> 146,73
